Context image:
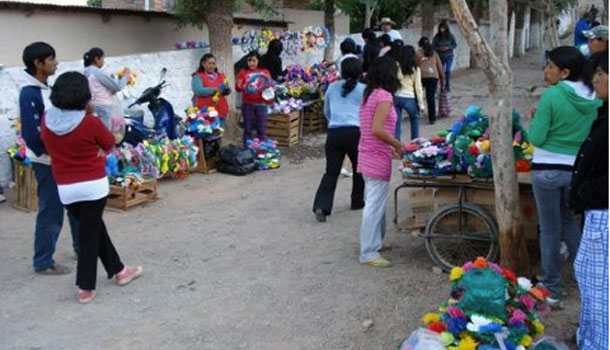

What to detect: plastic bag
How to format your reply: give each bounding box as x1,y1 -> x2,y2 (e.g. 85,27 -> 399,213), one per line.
458,268 -> 508,320
217,161 -> 257,176
399,328 -> 445,350
219,144 -> 255,166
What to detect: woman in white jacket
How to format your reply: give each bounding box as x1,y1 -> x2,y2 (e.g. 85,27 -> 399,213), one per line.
83,47 -> 129,130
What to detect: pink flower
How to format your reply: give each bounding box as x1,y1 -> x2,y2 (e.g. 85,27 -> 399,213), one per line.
447,306 -> 466,319
519,295 -> 536,312
488,262 -> 503,274
510,309 -> 527,324
462,261 -> 475,272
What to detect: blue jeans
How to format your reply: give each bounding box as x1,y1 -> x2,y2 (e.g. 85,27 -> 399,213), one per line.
32,163 -> 79,271
440,55 -> 454,90
531,169 -> 581,298
359,177 -> 389,263
394,96 -> 419,141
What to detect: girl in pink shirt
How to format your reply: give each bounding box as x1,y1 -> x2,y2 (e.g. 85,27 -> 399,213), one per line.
358,56 -> 404,268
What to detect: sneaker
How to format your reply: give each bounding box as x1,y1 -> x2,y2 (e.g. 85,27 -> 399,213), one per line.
340,168 -> 353,177
363,257 -> 393,268
315,209 -> 327,222
35,264 -> 71,275
116,266 -> 143,286
0,193 -> 5,204
547,297 -> 564,310
77,289 -> 97,304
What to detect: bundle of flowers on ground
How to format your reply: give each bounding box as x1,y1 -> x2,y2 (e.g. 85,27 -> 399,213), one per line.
185,106 -> 224,140
400,257 -> 551,350
402,106 -> 534,179
106,136 -> 198,186
246,138 -> 280,170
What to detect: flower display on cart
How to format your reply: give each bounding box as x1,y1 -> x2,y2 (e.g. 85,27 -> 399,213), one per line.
402,106 -> 534,179
401,257 -> 551,350
185,106 -> 224,140
246,138 -> 280,170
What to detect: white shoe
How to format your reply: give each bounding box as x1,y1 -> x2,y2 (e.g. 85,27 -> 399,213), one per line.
340,168 -> 353,177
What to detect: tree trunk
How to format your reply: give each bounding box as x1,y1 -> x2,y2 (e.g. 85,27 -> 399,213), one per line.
513,2 -> 525,57
449,0 -> 525,274
204,0 -> 237,140
365,3 -> 373,29
469,1 -> 484,69
421,1 -> 436,39
324,0 -> 335,62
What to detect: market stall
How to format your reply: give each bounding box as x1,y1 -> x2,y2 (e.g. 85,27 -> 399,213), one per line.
395,105 -> 537,272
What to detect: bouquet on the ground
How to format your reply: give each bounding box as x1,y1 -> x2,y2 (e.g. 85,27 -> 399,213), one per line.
246,138 -> 280,170
185,106 -> 224,140
401,257 -> 551,350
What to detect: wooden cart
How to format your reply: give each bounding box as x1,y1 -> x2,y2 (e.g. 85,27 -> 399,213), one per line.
393,174 -> 537,272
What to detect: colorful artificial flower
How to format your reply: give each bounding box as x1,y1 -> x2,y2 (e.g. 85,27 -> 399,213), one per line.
473,257 -> 488,269
441,332 -> 456,346
450,267 -> 464,282
429,321 -> 447,333
518,294 -> 536,312
502,269 -> 518,283
446,306 -> 466,319
462,261 -> 475,272
517,277 -> 533,291
487,262 -> 503,274
531,319 -> 545,335
466,315 -> 493,333
519,334 -> 532,347
457,335 -> 477,350
422,313 -> 441,325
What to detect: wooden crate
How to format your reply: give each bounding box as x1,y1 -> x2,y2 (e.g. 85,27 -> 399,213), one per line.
302,101 -> 326,133
106,179 -> 158,211
267,111 -> 302,148
194,138 -> 219,174
12,159 -> 38,212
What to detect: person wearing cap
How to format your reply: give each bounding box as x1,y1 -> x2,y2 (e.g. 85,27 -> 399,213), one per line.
584,25 -> 609,55
379,17 -> 402,42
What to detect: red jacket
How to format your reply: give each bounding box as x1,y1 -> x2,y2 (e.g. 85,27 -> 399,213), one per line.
41,114 -> 115,185
194,71 -> 229,117
236,68 -> 273,105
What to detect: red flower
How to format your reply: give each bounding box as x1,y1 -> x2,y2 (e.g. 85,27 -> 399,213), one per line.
428,322 -> 447,334
473,257 -> 487,269
468,144 -> 480,156
502,269 -> 518,283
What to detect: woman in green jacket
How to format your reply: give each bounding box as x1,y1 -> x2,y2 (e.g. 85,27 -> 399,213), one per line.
529,46 -> 602,308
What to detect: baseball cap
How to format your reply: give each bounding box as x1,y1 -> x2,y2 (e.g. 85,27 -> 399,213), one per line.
583,25 -> 608,41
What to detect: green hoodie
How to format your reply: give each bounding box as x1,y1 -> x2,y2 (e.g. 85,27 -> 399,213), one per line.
529,81 -> 602,156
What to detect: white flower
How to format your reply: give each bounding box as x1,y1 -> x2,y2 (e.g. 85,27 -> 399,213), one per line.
517,277 -> 533,291
466,314 -> 492,332
516,346 -> 526,350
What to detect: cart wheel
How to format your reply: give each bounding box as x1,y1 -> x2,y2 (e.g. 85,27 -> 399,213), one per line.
424,203 -> 499,272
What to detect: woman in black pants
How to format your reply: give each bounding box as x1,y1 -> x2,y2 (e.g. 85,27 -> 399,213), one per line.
313,58 -> 366,222
417,37 -> 445,124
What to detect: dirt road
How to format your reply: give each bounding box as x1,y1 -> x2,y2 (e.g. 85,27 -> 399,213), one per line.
0,51 -> 578,349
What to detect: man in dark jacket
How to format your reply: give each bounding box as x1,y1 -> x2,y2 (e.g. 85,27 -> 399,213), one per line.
19,42 -> 78,274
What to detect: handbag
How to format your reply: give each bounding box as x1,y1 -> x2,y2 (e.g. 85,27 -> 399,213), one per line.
438,89 -> 451,118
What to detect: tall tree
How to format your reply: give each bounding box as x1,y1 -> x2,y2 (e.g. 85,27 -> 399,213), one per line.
421,1 -> 436,39
449,0 -> 526,273
324,0 -> 336,62
174,0 -> 275,140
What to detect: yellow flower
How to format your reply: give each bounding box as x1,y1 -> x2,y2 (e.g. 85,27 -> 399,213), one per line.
480,140 -> 490,152
450,267 -> 464,281
458,335 -> 477,350
448,299 -> 458,305
532,320 -> 545,335
422,313 -> 441,325
439,305 -> 447,312
520,335 -> 532,347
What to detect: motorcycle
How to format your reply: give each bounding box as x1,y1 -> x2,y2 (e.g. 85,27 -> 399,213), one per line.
121,68 -> 185,145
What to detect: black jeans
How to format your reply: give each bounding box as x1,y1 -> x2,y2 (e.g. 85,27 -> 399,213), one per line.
66,198 -> 123,290
313,127 -> 365,215
421,78 -> 438,123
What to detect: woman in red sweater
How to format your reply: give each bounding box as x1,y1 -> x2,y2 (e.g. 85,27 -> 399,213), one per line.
191,53 -> 231,122
42,72 -> 142,304
235,50 -> 274,146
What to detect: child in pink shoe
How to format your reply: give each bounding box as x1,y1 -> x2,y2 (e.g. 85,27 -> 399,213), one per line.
41,71 -> 142,304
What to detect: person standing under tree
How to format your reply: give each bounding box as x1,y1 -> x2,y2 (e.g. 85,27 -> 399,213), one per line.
19,42 -> 79,275
192,53 -> 231,124
379,17 -> 402,42
433,20 -> 458,92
